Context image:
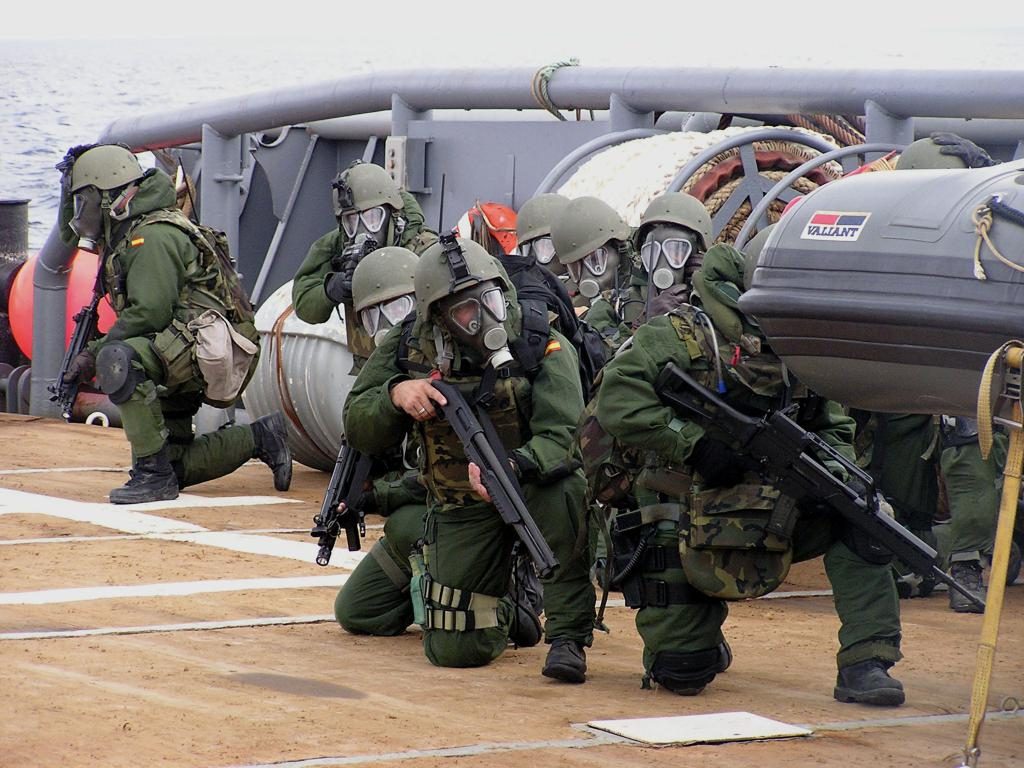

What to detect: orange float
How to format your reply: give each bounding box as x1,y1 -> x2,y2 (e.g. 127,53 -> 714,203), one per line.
8,250 -> 115,359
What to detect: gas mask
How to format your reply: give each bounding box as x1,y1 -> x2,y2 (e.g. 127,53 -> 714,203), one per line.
640,225 -> 703,295
565,242 -> 620,300
436,279 -> 513,369
332,174 -> 394,242
521,235 -> 564,272
69,186 -> 104,252
359,293 -> 415,346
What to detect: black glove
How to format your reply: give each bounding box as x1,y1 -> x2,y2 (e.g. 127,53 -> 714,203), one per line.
324,272 -> 350,304
688,436 -> 746,489
56,144 -> 99,193
64,349 -> 96,385
929,132 -> 996,169
645,284 -> 690,319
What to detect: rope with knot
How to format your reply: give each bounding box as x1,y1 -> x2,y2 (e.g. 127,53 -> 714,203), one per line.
531,58 -> 580,121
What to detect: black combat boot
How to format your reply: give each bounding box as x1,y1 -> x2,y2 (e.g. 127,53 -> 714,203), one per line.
834,659 -> 905,706
542,638 -> 587,683
716,639 -> 733,673
508,555 -> 544,648
109,445 -> 179,504
251,412 -> 293,491
949,560 -> 985,614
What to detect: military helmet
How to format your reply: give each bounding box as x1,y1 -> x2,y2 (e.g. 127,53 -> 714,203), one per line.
551,196 -> 630,265
352,246 -> 418,313
895,137 -> 970,171
333,161 -> 404,212
70,145 -> 145,193
742,224 -> 776,291
414,236 -> 510,321
516,193 -> 570,243
636,192 -> 713,250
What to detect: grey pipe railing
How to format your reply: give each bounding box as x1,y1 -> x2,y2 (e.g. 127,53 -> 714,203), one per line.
31,64 -> 1024,415
98,66 -> 1024,152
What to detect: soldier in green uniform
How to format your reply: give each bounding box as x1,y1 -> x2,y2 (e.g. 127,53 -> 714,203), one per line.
342,237 -> 594,680
56,144 -> 291,503
633,192 -> 712,319
551,196 -> 641,354
592,243 -> 905,705
516,193 -> 570,278
291,161 -> 437,373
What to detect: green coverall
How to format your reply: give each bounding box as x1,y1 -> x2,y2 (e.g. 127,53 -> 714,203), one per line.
342,317 -> 595,668
595,310 -> 902,677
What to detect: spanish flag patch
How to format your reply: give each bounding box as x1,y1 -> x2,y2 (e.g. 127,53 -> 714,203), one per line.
544,339 -> 562,356
130,237 -> 145,247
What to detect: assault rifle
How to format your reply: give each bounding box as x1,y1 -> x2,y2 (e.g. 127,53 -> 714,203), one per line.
654,362 -> 985,611
310,442 -> 374,566
48,267 -> 103,421
431,379 -> 559,578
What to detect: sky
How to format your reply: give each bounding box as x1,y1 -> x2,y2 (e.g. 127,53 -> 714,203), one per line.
3,2 -> 1023,70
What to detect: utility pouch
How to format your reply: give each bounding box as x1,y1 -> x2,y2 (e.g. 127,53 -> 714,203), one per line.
682,481 -> 795,600
187,309 -> 259,405
151,318 -> 197,389
409,547 -> 428,628
636,464 -> 692,498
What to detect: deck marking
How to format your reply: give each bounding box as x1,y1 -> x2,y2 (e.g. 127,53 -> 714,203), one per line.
227,710 -> 1024,767
0,614 -> 339,640
0,528 -> 314,545
0,574 -> 349,605
0,466 -> 130,475
0,487 -> 356,568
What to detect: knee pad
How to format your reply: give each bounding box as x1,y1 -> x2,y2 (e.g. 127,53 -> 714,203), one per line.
95,342 -> 144,404
649,648 -> 721,695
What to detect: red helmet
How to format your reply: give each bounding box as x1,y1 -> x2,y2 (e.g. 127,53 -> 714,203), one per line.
457,201 -> 518,257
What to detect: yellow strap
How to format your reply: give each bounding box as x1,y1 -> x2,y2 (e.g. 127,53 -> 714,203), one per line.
962,353 -> 1024,768
975,341 -> 1024,459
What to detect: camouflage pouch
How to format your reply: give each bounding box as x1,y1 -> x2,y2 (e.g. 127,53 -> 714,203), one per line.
682,480 -> 795,600
151,318 -> 197,389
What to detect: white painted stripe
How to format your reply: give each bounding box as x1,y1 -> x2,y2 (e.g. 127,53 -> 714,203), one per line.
0,528 -> 312,545
0,487 -> 356,568
0,614 -> 338,641
0,574 -> 349,605
0,466 -> 130,475
226,711 -> 1024,767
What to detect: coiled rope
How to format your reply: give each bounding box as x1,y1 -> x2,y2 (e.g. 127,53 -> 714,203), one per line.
531,58 -> 580,121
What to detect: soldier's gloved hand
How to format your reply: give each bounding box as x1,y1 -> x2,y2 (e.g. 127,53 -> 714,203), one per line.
688,436 -> 745,489
56,144 -> 99,194
64,349 -> 96,384
930,132 -> 996,168
645,284 -> 690,320
324,272 -> 351,305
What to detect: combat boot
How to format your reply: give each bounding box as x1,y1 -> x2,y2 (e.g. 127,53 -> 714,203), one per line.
834,660 -> 905,706
508,555 -> 544,648
542,638 -> 587,684
110,445 -> 179,504
949,560 -> 985,613
716,639 -> 733,673
251,412 -> 293,491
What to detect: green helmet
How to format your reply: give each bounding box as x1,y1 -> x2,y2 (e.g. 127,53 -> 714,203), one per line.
517,193 -> 570,243
332,161 -> 404,214
895,137 -> 970,171
742,224 -> 775,291
414,236 -> 510,322
551,196 -> 630,265
70,145 -> 144,192
636,192 -> 712,250
352,246 -> 418,313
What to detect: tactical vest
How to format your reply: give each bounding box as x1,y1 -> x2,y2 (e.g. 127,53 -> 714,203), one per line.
397,324 -> 533,509
667,306 -> 803,600
106,209 -> 255,327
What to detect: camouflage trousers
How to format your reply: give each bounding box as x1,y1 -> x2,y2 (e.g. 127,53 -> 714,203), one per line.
116,335 -> 255,486
334,501 -> 427,635
420,473 -> 595,668
636,509 -> 902,674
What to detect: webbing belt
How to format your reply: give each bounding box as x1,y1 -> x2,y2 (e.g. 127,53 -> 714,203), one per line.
424,579 -> 501,631
369,540 -> 410,593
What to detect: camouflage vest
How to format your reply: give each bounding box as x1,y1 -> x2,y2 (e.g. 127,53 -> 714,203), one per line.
669,307 -> 800,600
107,209 -> 255,327
399,332 -> 533,509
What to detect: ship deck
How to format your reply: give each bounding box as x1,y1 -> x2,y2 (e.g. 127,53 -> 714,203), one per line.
1,413 -> 1021,768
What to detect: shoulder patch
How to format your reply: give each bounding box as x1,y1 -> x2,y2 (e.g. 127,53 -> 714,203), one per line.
130,237 -> 145,247
544,339 -> 562,355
